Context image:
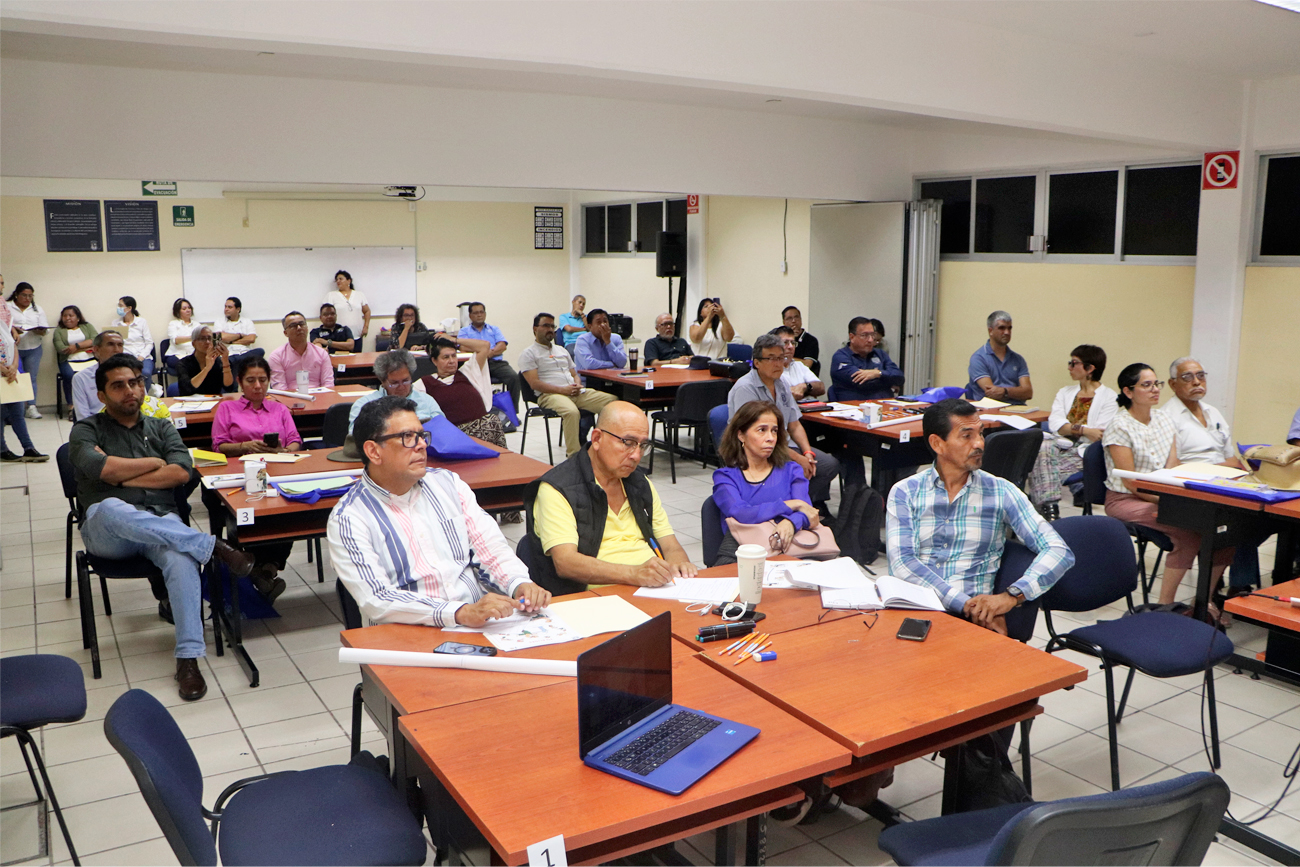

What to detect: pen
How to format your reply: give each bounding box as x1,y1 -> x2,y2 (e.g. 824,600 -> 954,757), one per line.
874,583 -> 884,605
715,637 -> 747,655
731,633 -> 768,656
644,509 -> 665,560
735,641 -> 773,666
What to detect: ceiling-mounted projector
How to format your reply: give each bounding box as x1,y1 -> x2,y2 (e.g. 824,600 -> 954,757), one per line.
383,186 -> 420,198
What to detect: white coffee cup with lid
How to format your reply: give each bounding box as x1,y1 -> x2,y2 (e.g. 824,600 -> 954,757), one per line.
736,543 -> 766,606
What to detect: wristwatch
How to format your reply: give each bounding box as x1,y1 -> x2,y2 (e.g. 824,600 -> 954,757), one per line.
1006,585 -> 1025,607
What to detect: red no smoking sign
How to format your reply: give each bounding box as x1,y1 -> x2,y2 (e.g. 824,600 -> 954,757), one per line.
1203,151 -> 1240,190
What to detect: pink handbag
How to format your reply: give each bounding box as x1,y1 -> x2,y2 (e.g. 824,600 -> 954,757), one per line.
724,517 -> 840,560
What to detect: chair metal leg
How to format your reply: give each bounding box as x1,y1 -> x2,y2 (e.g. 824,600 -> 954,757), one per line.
669,423 -> 678,484
520,408 -> 530,453
1018,717 -> 1033,798
1102,662 -> 1121,790
315,538 -> 324,583
1136,537 -> 1151,605
307,539 -> 314,562
351,682 -> 364,758
544,416 -> 554,465
8,728 -> 81,865
99,572 -> 112,616
65,513 -> 74,599
1115,667 -> 1137,723
1206,668 -> 1222,769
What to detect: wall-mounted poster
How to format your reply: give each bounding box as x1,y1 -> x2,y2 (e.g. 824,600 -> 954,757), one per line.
105,200 -> 160,251
44,200 -> 103,252
534,206 -> 564,249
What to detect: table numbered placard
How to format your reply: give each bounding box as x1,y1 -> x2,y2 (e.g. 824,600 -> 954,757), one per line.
236,507 -> 255,526
899,428 -> 910,443
527,834 -> 566,867
172,415 -> 187,430
644,380 -> 654,390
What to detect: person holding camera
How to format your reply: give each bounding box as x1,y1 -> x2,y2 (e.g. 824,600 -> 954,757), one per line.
177,325 -> 236,396
690,297 -> 734,359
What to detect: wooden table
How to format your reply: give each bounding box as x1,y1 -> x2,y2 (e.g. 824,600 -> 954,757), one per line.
1225,577 -> 1300,686
329,349 -> 468,385
399,642 -> 850,865
166,389 -> 363,445
800,401 -> 1049,493
580,367 -> 729,406
699,609 -> 1086,807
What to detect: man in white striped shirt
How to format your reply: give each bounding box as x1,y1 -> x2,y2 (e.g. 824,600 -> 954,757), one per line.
328,396 -> 550,627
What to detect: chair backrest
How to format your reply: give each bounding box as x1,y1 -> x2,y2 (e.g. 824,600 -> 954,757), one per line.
674,380 -> 733,424
167,383 -> 180,398
981,428 -> 1042,491
986,771 -> 1229,866
992,540 -> 1040,643
1082,440 -> 1109,507
726,343 -> 752,362
374,335 -> 390,352
160,338 -> 171,357
708,404 -> 729,453
700,496 -> 724,568
520,375 -> 540,407
1037,515 -> 1138,613
336,578 -> 363,630
104,689 -> 217,866
321,402 -> 352,448
826,384 -> 840,403
55,443 -> 80,508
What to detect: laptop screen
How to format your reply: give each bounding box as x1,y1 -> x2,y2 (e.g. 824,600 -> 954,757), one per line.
577,611 -> 673,758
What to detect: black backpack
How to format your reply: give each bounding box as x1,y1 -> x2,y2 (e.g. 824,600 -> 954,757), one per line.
829,483 -> 885,566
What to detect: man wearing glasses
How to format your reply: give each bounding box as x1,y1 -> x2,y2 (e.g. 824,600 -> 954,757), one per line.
727,333 -> 840,512
519,312 -> 616,458
329,396 -> 550,626
771,326 -> 825,399
1163,357 -> 1233,466
831,317 -> 904,402
268,310 -> 335,391
527,401 -> 697,595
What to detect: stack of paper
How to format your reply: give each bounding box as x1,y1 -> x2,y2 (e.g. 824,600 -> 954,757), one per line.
633,577 -> 739,603
970,397 -> 1010,409
188,448 -> 226,467
444,595 -> 651,651
171,400 -> 219,413
980,413 -> 1037,431
819,575 -> 946,612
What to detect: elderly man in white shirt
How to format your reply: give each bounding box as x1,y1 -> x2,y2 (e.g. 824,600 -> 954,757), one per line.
327,394 -> 550,627
773,326 -> 825,400
1164,357 -> 1233,465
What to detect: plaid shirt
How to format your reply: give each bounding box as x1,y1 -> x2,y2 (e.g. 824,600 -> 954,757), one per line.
886,466 -> 1074,614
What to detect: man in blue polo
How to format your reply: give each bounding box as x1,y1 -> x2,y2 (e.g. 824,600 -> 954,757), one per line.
458,301 -> 519,410
831,317 -> 905,401
966,310 -> 1033,405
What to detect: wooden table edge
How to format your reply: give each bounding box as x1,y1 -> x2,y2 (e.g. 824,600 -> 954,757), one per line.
1132,480 -> 1267,511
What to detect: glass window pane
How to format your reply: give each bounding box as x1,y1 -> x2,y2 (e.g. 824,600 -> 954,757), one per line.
607,204 -> 632,253
666,198 -> 688,234
974,176 -> 1036,253
920,179 -> 971,255
584,206 -> 606,254
1048,170 -> 1117,255
637,201 -> 663,253
1260,155 -> 1300,257
1122,165 -> 1200,256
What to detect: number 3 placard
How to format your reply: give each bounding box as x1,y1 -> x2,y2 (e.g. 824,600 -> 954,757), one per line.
527,834 -> 567,867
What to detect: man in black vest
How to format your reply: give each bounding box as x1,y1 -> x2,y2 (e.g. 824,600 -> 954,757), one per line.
526,401 -> 697,595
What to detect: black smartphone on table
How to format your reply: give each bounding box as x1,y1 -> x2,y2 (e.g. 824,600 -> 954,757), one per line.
896,618 -> 931,642
434,641 -> 497,657
263,432 -> 280,448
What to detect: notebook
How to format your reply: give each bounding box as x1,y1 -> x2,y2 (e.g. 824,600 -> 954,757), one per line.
820,575 -> 946,612
577,612 -> 759,795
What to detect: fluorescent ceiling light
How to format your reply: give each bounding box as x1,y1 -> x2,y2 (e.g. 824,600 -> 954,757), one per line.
1254,0 -> 1300,12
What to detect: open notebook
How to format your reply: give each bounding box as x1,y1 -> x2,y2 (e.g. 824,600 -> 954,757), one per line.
820,574 -> 945,612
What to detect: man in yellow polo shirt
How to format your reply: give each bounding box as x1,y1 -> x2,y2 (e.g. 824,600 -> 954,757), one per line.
526,401 -> 698,594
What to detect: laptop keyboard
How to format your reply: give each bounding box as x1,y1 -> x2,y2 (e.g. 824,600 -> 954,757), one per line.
604,710 -> 721,776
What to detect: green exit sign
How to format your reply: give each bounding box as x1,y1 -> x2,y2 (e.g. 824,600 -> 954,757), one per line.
142,180 -> 177,196
173,205 -> 194,227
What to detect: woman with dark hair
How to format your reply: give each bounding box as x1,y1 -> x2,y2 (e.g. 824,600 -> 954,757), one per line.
166,297 -> 196,364
325,269 -> 370,349
389,303 -> 430,351
53,305 -> 98,412
711,400 -> 824,565
7,281 -> 50,417
689,297 -> 735,359
177,324 -> 235,396
1026,344 -> 1119,518
112,294 -> 156,389
0,275 -> 47,461
1102,362 -> 1233,616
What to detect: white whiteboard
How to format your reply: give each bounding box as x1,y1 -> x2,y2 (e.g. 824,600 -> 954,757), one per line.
180,246 -> 417,323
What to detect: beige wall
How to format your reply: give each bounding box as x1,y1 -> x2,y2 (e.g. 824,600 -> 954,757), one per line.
0,196 -> 569,402
1234,267 -> 1300,445
933,261 -> 1196,402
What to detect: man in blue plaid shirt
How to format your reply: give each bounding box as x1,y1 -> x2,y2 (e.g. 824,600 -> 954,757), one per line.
886,399 -> 1074,636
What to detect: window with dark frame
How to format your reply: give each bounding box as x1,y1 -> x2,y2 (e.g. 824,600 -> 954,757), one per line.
1123,165 -> 1200,257
666,198 -> 688,234
636,201 -> 663,253
606,204 -> 632,254
583,198 -> 690,255
974,176 -> 1036,254
920,179 -> 971,255
1047,170 -> 1118,255
1259,154 -> 1300,257
584,205 -> 606,254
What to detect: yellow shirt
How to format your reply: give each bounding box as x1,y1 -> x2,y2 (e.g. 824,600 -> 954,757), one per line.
99,394 -> 171,419
534,479 -> 675,566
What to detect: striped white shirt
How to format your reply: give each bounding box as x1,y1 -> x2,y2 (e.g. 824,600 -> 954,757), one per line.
328,468 -> 531,627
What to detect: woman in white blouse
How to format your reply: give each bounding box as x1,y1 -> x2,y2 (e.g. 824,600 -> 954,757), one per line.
6,281 -> 49,418
1026,344 -> 1118,517
1102,361 -> 1234,614
325,270 -> 370,350
165,297 -> 197,365
112,295 -> 155,389
689,297 -> 734,359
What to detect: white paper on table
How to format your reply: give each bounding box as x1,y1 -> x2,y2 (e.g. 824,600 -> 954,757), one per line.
772,557 -> 871,590
240,453 -> 305,463
338,647 -> 575,676
308,387 -> 334,394
970,397 -> 1010,409
659,364 -> 690,369
819,586 -> 882,611
822,410 -> 862,420
269,388 -> 314,402
762,560 -> 810,588
980,413 -> 1037,431
827,402 -> 858,412
444,609 -> 586,652
336,389 -> 373,397
634,577 -> 739,603
547,596 -> 650,636
170,400 -> 219,412
1169,462 -> 1248,481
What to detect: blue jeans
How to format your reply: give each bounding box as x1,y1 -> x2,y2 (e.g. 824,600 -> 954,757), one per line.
138,355 -> 156,390
58,359 -> 78,403
81,499 -> 211,659
19,345 -> 41,406
1,402 -> 34,452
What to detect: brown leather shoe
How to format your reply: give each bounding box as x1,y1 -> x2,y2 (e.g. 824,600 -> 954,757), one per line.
211,539 -> 255,579
175,658 -> 207,701
251,565 -> 286,605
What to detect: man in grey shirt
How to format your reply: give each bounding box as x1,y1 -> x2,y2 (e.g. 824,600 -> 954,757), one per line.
727,333 -> 840,508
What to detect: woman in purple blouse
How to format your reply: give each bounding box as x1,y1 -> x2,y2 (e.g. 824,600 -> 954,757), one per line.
211,356 -> 303,457
712,400 -> 824,565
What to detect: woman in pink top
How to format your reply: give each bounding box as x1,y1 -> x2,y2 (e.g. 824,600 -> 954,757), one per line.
211,356 -> 303,456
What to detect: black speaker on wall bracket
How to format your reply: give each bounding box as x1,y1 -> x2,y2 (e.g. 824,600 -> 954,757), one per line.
656,231 -> 686,277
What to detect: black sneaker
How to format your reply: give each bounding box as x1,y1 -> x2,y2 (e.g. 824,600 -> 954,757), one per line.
21,448 -> 49,463
0,450 -> 20,462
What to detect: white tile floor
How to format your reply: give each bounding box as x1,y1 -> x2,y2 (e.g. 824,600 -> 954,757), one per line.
2,410 -> 1297,865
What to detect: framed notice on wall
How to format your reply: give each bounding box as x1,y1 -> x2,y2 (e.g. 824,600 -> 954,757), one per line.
44,200 -> 103,252
105,200 -> 160,251
534,206 -> 564,249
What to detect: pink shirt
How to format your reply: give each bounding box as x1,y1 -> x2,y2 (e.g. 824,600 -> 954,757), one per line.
211,397 -> 303,449
268,341 -> 334,391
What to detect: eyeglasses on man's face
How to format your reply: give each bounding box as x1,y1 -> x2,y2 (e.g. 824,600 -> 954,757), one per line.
755,354 -> 785,364
375,430 -> 432,449
597,429 -> 653,452
1177,371 -> 1208,383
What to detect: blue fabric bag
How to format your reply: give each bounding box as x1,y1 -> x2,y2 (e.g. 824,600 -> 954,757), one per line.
898,385 -> 965,403
272,478 -> 357,505
492,390 -> 520,427
424,414 -> 500,461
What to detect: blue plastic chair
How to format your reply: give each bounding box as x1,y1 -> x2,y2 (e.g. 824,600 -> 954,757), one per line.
105,689 -> 425,866
826,384 -> 840,403
725,343 -> 752,362
1,655 -> 85,865
1039,516 -> 1233,790
700,496 -> 724,567
878,770 -> 1228,866
1082,441 -> 1173,603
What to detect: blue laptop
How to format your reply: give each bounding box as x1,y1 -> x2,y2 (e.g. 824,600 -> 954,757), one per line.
577,612 -> 760,795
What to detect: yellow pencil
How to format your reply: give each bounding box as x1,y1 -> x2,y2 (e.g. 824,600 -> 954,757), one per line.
730,633 -> 767,656
734,641 -> 772,666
